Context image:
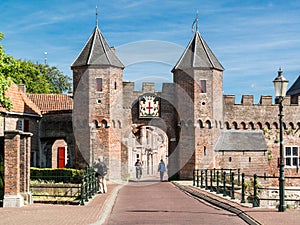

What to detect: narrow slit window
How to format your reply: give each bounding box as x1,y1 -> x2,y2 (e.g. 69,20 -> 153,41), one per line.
200,80 -> 206,93
96,78 -> 102,92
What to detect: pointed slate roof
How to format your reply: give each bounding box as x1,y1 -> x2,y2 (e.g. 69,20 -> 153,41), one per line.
172,31 -> 224,72
71,25 -> 124,68
287,75 -> 300,96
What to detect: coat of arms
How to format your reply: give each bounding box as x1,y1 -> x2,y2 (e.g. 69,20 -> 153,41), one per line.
139,95 -> 160,118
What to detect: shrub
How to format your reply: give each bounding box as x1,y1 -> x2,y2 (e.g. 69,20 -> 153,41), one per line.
30,167 -> 84,184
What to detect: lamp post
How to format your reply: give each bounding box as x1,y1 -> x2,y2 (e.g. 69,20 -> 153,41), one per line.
90,127 -> 97,166
273,68 -> 289,212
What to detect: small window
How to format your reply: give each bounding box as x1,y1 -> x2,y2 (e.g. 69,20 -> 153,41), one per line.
114,81 -> 117,90
200,80 -> 206,93
229,157 -> 232,162
17,119 -> 24,131
285,146 -> 299,167
96,78 -> 102,92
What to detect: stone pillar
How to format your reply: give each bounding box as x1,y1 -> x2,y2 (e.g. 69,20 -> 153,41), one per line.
3,130 -> 32,207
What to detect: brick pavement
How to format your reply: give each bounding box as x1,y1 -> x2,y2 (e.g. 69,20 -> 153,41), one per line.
174,181 -> 300,225
0,184 -> 120,225
103,180 -> 248,225
1,181 -> 300,225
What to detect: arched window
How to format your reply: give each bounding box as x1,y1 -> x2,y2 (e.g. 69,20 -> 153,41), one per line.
241,122 -> 247,130
232,121 -> 238,129
205,120 -> 212,129
265,122 -> 271,130
224,122 -> 230,130
249,122 -> 255,130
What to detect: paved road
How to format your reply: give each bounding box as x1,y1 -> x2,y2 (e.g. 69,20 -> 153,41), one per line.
103,181 -> 248,225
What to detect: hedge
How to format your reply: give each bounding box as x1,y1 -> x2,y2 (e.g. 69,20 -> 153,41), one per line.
30,167 -> 84,184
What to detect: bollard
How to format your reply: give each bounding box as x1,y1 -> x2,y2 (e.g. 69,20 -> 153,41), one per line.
238,169 -> 241,186
213,168 -> 216,181
193,170 -> 196,186
210,170 -> 213,192
85,174 -> 88,202
80,176 -> 85,206
223,172 -> 227,197
253,174 -> 259,207
88,169 -> 92,198
196,169 -> 200,187
205,170 -> 208,190
216,170 -> 220,194
231,172 -> 235,200
241,173 -> 246,203
200,170 -> 204,188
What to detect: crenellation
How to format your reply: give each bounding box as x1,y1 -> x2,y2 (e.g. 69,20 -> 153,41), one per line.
123,81 -> 134,93
241,95 -> 254,105
223,95 -> 235,105
259,95 -> 272,105
142,82 -> 155,92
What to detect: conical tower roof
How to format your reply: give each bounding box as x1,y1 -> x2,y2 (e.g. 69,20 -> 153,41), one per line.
71,25 -> 124,68
287,75 -> 300,96
172,31 -> 224,72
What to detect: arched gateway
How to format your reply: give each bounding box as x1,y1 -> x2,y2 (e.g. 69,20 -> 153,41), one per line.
71,19 -> 224,181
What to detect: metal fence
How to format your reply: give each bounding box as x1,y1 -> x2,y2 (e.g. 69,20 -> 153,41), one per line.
193,168 -> 300,209
30,168 -> 98,205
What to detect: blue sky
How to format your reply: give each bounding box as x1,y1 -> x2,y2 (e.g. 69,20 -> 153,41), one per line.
1,0 -> 300,102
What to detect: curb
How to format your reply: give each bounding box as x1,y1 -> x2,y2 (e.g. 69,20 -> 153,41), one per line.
172,182 -> 261,225
91,184 -> 124,225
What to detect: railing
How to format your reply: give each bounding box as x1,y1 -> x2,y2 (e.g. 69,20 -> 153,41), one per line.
80,167 -> 99,206
193,169 -> 300,209
30,167 -> 98,205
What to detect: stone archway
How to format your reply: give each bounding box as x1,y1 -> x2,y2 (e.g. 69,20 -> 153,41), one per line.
127,125 -> 168,180
120,91 -> 180,181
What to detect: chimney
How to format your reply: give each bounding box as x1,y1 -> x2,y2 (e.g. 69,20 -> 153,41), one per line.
18,84 -> 26,93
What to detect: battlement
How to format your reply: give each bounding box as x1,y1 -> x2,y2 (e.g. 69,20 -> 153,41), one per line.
224,94 -> 297,106
122,81 -> 175,95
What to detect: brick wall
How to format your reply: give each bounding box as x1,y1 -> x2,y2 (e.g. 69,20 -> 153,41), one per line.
3,130 -> 32,207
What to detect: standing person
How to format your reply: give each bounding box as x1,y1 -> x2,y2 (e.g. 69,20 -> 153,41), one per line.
135,159 -> 143,182
158,159 -> 166,181
94,156 -> 108,193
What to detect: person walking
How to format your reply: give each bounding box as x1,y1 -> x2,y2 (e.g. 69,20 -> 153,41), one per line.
94,156 -> 108,193
135,159 -> 143,182
158,159 -> 166,181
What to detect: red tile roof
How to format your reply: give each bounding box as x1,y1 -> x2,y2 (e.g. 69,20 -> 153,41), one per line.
27,93 -> 73,113
0,83 -> 41,115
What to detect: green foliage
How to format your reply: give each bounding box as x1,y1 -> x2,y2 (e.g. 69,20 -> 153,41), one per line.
30,167 -> 84,184
0,32 -> 72,110
244,177 -> 262,196
268,150 -> 273,161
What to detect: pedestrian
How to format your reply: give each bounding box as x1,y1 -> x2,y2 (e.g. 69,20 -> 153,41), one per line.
135,159 -> 143,181
94,156 -> 108,193
158,159 -> 166,181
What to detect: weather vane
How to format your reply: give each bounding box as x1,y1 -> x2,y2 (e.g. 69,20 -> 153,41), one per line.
192,10 -> 199,33
96,5 -> 99,26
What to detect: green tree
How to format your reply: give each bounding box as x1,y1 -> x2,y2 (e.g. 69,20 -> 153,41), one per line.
0,32 -> 72,109
0,33 -> 13,110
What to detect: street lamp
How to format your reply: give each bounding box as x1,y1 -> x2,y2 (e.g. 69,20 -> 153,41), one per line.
90,127 -> 97,166
273,68 -> 289,212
